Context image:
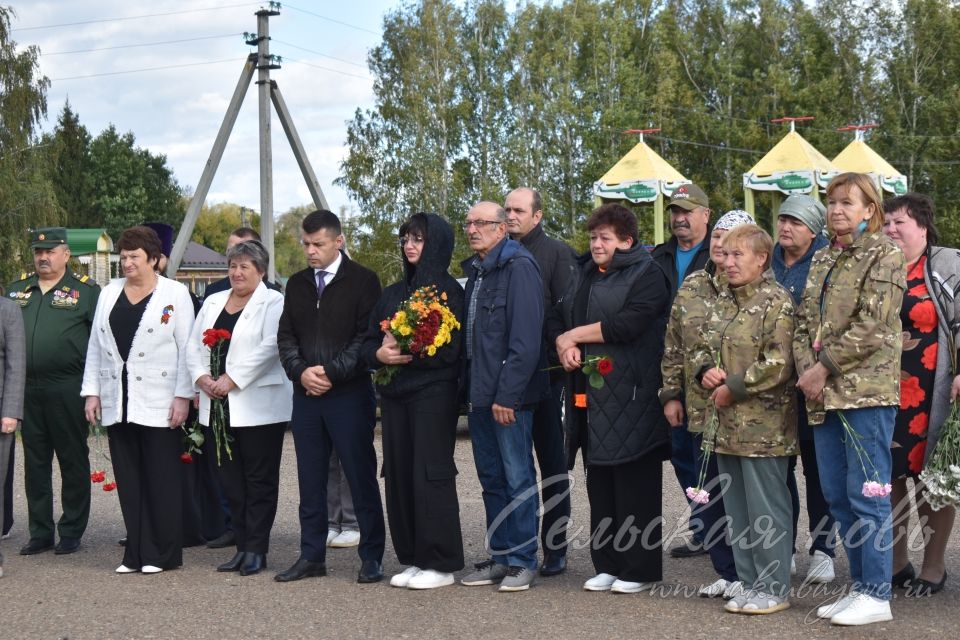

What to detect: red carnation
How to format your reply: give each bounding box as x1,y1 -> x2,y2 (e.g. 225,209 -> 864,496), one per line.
180,452 -> 193,464
103,481 -> 117,492
597,358 -> 614,376
90,470 -> 106,483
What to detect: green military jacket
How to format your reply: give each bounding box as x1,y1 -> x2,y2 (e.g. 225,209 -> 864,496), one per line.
659,266 -> 724,433
696,269 -> 797,457
793,231 -> 905,424
6,270 -> 100,384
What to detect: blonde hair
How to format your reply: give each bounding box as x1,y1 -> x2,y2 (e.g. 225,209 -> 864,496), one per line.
723,224 -> 773,269
825,172 -> 884,234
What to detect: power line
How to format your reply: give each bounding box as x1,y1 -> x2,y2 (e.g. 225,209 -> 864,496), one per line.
646,134 -> 763,155
279,56 -> 371,81
40,33 -> 240,56
283,3 -> 380,35
12,2 -> 258,32
271,39 -> 366,68
49,58 -> 239,82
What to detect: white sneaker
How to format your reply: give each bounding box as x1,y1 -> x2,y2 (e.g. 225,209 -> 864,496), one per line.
698,578 -> 731,598
329,530 -> 360,548
722,580 -> 746,600
326,529 -> 339,546
816,590 -> 859,619
390,566 -> 421,588
790,553 -> 797,575
407,569 -> 454,590
830,593 -> 892,626
610,579 -> 653,594
115,564 -> 137,574
583,573 -> 617,591
805,550 -> 836,583
141,565 -> 163,574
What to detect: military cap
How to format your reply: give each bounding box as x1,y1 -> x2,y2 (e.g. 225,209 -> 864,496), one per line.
30,227 -> 68,249
667,183 -> 709,211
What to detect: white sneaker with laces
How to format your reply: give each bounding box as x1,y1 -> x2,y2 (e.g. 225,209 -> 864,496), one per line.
326,529 -> 339,546
390,566 -> 421,588
610,579 -> 653,594
830,592 -> 892,626
698,578 -> 731,598
407,569 -> 454,590
583,573 -> 617,591
329,529 -> 360,548
805,550 -> 835,583
816,590 -> 859,619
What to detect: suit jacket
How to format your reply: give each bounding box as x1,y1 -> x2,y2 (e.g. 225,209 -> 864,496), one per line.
187,282 -> 292,426
0,298 -> 26,421
81,276 -> 195,427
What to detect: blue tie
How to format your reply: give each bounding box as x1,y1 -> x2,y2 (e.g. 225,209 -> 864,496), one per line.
316,270 -> 328,300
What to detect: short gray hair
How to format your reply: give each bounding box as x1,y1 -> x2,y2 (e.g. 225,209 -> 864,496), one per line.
226,239 -> 269,274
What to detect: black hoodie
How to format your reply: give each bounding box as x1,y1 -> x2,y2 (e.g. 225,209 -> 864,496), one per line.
360,213 -> 465,399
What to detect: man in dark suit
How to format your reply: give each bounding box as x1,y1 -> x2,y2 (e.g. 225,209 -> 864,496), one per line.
274,210 -> 386,583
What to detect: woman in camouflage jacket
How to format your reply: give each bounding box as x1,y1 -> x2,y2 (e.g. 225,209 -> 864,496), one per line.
793,173 -> 906,626
697,224 -> 797,615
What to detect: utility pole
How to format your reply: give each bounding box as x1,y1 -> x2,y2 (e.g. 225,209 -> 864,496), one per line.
167,2 -> 329,283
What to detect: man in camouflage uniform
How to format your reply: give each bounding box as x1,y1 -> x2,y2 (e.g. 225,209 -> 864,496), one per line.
660,209 -> 753,597
696,224 -> 797,614
7,228 -> 100,556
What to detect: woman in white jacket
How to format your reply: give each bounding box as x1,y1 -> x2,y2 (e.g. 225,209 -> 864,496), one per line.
187,240 -> 291,577
82,226 -> 195,574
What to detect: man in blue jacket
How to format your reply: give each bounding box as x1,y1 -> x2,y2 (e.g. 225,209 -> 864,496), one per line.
459,201 -> 547,592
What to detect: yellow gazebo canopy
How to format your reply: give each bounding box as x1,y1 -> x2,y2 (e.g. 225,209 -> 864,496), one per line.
832,138 -> 907,196
594,133 -> 689,244
743,125 -> 838,224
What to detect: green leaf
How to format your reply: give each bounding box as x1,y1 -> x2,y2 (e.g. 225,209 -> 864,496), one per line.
589,372 -> 604,389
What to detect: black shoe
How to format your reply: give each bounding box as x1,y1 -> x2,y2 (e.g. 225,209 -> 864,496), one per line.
217,551 -> 245,572
908,570 -> 947,597
539,553 -> 567,577
892,561 -> 916,588
19,538 -> 54,555
670,539 -> 707,558
118,537 -> 127,547
54,537 -> 81,555
357,559 -> 384,583
206,530 -> 236,549
240,553 -> 267,576
274,557 -> 326,582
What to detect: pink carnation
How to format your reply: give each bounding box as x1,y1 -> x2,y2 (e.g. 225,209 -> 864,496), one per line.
862,481 -> 892,498
685,487 -> 710,504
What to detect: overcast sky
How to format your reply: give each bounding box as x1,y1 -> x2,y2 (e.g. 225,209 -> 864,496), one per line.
13,1 -> 399,218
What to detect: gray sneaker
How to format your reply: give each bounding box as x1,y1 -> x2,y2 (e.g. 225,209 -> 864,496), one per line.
461,559 -> 508,586
498,566 -> 535,592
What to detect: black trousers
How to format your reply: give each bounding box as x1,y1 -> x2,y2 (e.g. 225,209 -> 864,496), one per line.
587,454 -> 663,582
290,386 -> 385,564
108,423 -> 183,569
216,422 -> 286,554
182,406 -> 228,547
2,442 -> 13,535
381,384 -> 464,573
532,380 -> 570,557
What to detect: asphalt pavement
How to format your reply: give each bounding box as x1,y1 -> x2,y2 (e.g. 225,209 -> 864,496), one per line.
1,430 -> 956,639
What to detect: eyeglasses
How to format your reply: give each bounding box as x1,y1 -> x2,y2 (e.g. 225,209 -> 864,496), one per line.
398,235 -> 424,246
462,219 -> 503,231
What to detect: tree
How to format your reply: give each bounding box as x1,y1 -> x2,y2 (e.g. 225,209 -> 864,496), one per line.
0,5 -> 58,284
88,124 -> 184,238
45,100 -> 95,227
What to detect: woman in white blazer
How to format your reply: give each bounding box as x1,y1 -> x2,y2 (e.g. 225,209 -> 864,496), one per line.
186,240 -> 291,577
82,226 -> 195,574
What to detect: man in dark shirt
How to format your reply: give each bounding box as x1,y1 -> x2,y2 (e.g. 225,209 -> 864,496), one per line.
504,187 -> 575,577
650,183 -> 713,558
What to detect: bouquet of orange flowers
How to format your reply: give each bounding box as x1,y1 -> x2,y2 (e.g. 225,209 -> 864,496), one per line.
373,285 -> 460,385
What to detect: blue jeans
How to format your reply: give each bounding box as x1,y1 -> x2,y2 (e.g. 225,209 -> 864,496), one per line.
468,407 -> 539,569
814,407 -> 895,600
